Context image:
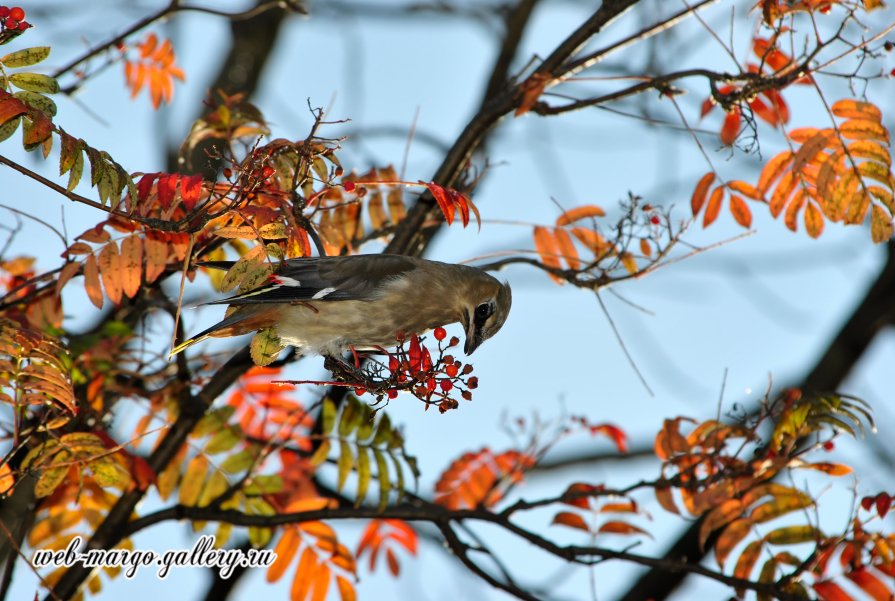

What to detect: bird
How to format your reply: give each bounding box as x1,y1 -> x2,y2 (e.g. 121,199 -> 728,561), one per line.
169,254 -> 512,359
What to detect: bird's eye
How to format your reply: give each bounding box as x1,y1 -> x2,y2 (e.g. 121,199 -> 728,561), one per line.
475,302 -> 492,320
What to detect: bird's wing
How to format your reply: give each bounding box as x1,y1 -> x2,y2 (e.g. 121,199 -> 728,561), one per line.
197,255 -> 419,305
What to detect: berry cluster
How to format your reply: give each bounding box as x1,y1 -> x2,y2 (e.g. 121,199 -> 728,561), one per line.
0,6 -> 29,31
348,328 -> 479,412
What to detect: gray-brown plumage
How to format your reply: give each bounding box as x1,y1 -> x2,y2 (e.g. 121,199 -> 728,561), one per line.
170,254 -> 512,358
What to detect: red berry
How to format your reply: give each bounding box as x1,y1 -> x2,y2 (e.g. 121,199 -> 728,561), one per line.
443,355 -> 454,365
650,215 -> 660,225
467,377 -> 478,389
343,181 -> 356,192
449,336 -> 460,348
440,379 -> 453,392
822,440 -> 834,451
0,7 -> 9,18
260,165 -> 275,179
461,391 -> 472,401
8,6 -> 23,20
446,364 -> 459,377
354,387 -> 366,396
462,364 -> 473,375
433,326 -> 446,341
16,20 -> 27,30
222,168 -> 232,178
387,389 -> 398,399
4,17 -> 17,28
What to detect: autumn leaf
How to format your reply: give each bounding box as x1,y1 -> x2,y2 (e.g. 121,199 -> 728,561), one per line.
123,33 -> 185,109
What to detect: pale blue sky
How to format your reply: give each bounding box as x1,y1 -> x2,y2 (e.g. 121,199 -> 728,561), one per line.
4,1 -> 895,600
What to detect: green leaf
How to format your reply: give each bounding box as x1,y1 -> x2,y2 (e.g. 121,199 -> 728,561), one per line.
1,47 -> 51,68
89,456 -> 131,489
34,450 -> 72,498
374,448 -> 391,510
250,328 -> 284,366
193,406 -> 236,438
14,91 -> 55,116
204,426 -> 241,454
355,447 -> 371,507
248,526 -> 273,548
8,72 -> 60,94
356,404 -> 375,442
220,449 -> 257,474
338,396 -> 363,437
0,116 -> 20,142
764,525 -> 820,545
372,411 -> 393,446
337,440 -> 354,492
197,470 -> 229,507
67,147 -> 84,191
309,439 -> 331,466
390,452 -> 406,502
243,474 -> 283,495
321,398 -> 336,434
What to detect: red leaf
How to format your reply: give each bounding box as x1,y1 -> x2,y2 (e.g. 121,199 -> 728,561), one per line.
552,511 -> 590,532
425,182 -> 455,225
157,173 -> 179,210
0,92 -> 28,124
180,174 -> 203,211
720,108 -> 741,146
136,172 -> 158,204
813,580 -> 853,601
589,424 -> 628,453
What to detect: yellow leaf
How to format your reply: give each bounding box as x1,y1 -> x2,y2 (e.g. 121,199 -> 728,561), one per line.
804,202 -> 825,239
178,455 -> 208,506
831,99 -> 883,123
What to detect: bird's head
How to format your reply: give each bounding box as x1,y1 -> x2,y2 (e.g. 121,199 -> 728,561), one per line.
458,273 -> 512,355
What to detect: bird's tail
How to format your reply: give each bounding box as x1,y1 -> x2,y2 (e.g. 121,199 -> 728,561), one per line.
168,332 -> 213,359
168,305 -> 276,360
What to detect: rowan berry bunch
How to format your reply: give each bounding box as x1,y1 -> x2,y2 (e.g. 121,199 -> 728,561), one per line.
0,6 -> 30,34
350,328 -> 479,412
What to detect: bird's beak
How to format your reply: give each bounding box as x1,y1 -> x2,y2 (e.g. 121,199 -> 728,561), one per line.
463,318 -> 482,355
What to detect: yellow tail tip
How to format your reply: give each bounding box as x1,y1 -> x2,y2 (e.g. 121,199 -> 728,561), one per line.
168,337 -> 198,360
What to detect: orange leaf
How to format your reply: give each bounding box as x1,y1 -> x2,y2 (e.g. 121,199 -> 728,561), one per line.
267,528 -> 300,583
804,202 -> 825,239
769,172 -> 797,218
515,72 -> 551,117
655,486 -> 679,515
832,99 -> 883,123
847,568 -> 892,601
799,461 -> 852,476
639,238 -> 652,258
119,235 -> 143,298
700,499 -> 745,550
840,119 -> 889,143
143,235 -> 167,284
98,241 -> 122,305
552,511 -> 590,532
715,518 -> 753,567
83,253 -> 103,309
691,172 -> 715,216
813,580 -> 853,601
720,108 -> 741,146
733,540 -> 764,594
597,521 -> 650,537
729,195 -> 752,228
291,547 -> 318,601
336,575 -> 356,601
309,562 -> 331,601
553,227 -> 580,270
0,463 -> 14,494
533,226 -> 563,283
784,189 -> 806,232
703,186 -> 724,228
870,204 -> 894,243
555,205 -> 606,226
385,547 -> 400,577
758,151 -> 794,194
